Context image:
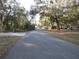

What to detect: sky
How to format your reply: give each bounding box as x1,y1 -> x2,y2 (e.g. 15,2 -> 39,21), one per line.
17,0 -> 35,11
17,0 -> 40,22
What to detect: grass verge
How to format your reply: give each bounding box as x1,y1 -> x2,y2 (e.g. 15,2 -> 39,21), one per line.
0,36 -> 20,58
45,30 -> 79,45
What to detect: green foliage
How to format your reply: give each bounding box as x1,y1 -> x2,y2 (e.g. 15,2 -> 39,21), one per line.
33,0 -> 79,30
0,0 -> 35,32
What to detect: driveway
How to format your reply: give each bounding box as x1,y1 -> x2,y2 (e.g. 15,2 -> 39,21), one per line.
3,30 -> 79,59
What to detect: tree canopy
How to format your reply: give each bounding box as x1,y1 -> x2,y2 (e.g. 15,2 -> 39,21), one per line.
0,0 -> 35,32
30,0 -> 79,30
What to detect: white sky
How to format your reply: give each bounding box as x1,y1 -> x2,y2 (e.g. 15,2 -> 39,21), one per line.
17,0 -> 40,22
17,0 -> 35,11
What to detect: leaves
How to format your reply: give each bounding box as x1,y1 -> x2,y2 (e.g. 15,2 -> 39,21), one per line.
33,0 -> 79,30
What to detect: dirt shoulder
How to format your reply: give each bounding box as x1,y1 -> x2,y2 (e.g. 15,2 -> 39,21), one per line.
45,29 -> 79,45
0,36 -> 20,59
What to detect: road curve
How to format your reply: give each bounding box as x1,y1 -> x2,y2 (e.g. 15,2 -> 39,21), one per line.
3,30 -> 79,59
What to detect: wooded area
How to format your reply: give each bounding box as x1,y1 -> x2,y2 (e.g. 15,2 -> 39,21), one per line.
0,0 -> 35,32
0,0 -> 79,32
30,0 -> 79,31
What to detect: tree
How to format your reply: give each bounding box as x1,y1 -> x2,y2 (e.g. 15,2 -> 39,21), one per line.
0,0 -> 8,31
33,0 -> 79,30
0,0 -> 33,32
33,0 -> 64,30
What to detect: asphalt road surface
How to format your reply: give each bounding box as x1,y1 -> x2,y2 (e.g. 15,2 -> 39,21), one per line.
3,30 -> 79,59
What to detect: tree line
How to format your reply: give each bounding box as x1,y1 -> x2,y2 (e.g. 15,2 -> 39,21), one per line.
0,0 -> 35,32
30,0 -> 79,30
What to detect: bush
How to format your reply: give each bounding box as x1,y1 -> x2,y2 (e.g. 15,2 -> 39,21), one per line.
27,24 -> 35,31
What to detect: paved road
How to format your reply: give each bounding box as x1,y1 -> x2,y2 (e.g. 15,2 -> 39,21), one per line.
3,30 -> 79,59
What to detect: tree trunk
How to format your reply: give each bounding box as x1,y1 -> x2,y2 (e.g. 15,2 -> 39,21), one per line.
55,17 -> 60,30
0,14 -> 4,31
